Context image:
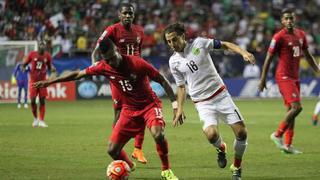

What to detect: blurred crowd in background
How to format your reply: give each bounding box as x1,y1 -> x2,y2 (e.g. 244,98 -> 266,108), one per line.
1,0 -> 320,78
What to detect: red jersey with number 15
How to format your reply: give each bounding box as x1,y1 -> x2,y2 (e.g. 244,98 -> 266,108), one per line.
25,51 -> 52,82
268,28 -> 308,80
85,55 -> 159,109
97,22 -> 144,56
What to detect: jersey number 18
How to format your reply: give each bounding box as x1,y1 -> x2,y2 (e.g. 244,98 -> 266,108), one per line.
186,60 -> 199,73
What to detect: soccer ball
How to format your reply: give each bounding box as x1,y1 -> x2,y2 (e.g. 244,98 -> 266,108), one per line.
106,160 -> 130,180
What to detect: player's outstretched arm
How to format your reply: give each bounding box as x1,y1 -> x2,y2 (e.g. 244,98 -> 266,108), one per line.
91,45 -> 99,65
259,52 -> 274,92
33,70 -> 87,88
221,41 -> 255,64
303,49 -> 320,73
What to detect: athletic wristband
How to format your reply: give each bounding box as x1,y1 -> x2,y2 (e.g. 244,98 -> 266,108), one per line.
172,101 -> 178,109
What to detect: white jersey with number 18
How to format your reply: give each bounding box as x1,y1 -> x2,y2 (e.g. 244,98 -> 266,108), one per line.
169,37 -> 224,102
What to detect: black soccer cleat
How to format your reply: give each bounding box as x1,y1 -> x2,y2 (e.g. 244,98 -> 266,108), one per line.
230,164 -> 242,180
216,143 -> 227,168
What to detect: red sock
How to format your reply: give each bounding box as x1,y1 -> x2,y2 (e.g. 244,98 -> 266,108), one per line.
134,129 -> 145,149
284,128 -> 294,147
39,104 -> 45,121
156,139 -> 170,170
234,158 -> 242,168
312,115 -> 318,121
275,121 -> 288,137
31,104 -> 37,119
118,150 -> 134,168
220,143 -> 226,152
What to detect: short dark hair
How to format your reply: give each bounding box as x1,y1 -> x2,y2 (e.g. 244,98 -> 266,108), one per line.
281,8 -> 295,16
99,38 -> 115,53
162,22 -> 186,44
119,3 -> 134,11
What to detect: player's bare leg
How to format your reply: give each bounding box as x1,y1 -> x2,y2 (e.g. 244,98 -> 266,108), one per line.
30,97 -> 39,127
203,125 -> 227,168
273,102 -> 302,154
112,108 -> 147,164
132,128 -> 147,164
150,125 -> 178,180
230,121 -> 248,180
107,141 -> 135,171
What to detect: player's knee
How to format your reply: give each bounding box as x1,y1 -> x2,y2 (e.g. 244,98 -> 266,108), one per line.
291,104 -> 302,115
31,99 -> 36,105
152,131 -> 165,143
236,128 -> 247,141
39,99 -> 45,105
204,126 -> 219,141
206,132 -> 219,143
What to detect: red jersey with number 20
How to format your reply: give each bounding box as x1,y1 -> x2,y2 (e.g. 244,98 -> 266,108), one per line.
268,28 -> 308,80
97,22 -> 144,56
85,55 -> 159,109
25,51 -> 52,82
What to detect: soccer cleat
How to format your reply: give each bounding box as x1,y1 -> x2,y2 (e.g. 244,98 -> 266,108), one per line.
282,146 -> 302,154
270,132 -> 284,149
161,169 -> 179,180
32,119 -> 39,127
132,148 -> 147,164
230,164 -> 242,180
17,103 -> 21,109
312,115 -> 318,126
216,142 -> 227,168
38,120 -> 48,128
24,103 -> 28,109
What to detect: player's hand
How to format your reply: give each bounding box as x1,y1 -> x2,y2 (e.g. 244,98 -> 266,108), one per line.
258,78 -> 267,92
173,108 -> 186,127
33,81 -> 50,88
243,52 -> 255,64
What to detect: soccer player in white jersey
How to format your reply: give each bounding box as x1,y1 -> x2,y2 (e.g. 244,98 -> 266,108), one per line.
163,23 -> 255,180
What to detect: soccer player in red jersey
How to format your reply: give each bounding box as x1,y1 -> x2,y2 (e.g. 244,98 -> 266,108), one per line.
259,8 -> 320,154
34,38 -> 181,180
91,3 -> 147,163
23,40 -> 56,128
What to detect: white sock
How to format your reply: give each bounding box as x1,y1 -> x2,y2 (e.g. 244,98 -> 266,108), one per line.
234,139 -> 247,159
314,101 -> 320,115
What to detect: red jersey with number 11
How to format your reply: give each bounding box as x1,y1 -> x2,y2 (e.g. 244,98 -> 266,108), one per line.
268,28 -> 308,80
97,22 -> 144,56
25,51 -> 52,82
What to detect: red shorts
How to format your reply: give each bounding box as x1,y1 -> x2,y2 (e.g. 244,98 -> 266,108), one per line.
110,101 -> 165,144
29,82 -> 47,99
110,83 -> 122,109
277,79 -> 300,107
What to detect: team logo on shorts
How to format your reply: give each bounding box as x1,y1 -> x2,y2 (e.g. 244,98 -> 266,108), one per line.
292,93 -> 297,98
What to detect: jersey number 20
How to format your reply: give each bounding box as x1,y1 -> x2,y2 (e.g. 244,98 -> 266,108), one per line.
292,46 -> 300,57
36,61 -> 43,70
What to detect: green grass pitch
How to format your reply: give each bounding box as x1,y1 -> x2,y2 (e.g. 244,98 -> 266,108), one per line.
1,98 -> 320,180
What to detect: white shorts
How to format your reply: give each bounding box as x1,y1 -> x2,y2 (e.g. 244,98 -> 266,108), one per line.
194,90 -> 244,130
